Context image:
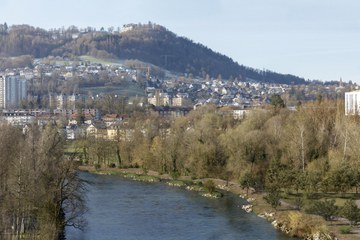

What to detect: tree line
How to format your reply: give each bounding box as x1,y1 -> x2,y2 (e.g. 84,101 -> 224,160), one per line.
77,99 -> 360,223
80,100 -> 358,182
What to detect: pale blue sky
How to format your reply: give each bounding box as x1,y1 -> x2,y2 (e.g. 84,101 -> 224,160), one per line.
1,0 -> 360,83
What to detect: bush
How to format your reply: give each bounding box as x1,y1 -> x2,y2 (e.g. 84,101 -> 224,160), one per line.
294,196 -> 304,210
108,163 -> 116,168
340,200 -> 360,226
204,180 -> 216,194
128,163 -> 139,168
304,191 -> 316,200
141,166 -> 148,174
339,226 -> 352,234
306,199 -> 338,221
264,188 -> 281,209
94,163 -> 101,170
195,181 -> 203,186
284,211 -> 328,238
240,171 -> 257,194
171,171 -> 180,180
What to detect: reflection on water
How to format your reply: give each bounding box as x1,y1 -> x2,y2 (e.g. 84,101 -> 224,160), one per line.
67,172 -> 294,240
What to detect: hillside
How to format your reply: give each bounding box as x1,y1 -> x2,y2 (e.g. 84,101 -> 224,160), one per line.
0,23 -> 306,84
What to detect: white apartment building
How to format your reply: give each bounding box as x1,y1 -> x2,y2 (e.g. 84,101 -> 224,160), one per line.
172,96 -> 191,107
56,94 -> 67,109
345,90 -> 360,115
67,94 -> 79,110
232,109 -> 251,120
0,75 -> 27,109
0,76 -> 4,108
1,111 -> 35,126
54,94 -> 79,110
148,90 -> 171,106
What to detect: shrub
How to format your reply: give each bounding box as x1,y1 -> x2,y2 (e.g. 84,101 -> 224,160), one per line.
285,211 -> 328,237
128,163 -> 139,168
304,191 -> 316,199
306,199 -> 338,221
108,163 -> 116,168
340,200 -> 360,226
240,171 -> 257,194
195,181 -> 203,186
94,163 -> 101,170
339,226 -> 352,234
204,180 -> 216,194
294,196 -> 304,210
264,187 -> 281,209
171,171 -> 180,180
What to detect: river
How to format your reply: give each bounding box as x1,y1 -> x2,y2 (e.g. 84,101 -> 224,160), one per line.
66,172 -> 295,240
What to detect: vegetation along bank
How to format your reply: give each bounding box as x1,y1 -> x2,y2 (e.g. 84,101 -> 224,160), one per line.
71,100 -> 360,240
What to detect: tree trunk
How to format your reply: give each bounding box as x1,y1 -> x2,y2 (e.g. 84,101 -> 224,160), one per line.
343,129 -> 348,161
300,127 -> 305,171
116,147 -> 121,167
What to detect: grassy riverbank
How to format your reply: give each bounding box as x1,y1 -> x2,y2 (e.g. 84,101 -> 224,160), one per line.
78,165 -> 360,240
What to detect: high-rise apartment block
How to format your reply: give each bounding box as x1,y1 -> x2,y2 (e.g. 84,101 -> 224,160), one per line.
0,75 -> 27,109
0,76 -> 4,108
345,90 -> 360,115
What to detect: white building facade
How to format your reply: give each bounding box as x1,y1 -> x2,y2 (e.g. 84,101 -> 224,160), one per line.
0,75 -> 27,109
345,91 -> 360,115
0,76 -> 4,108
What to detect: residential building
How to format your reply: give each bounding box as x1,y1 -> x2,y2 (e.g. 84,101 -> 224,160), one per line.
86,122 -> 107,139
53,94 -> 80,110
0,75 -> 27,109
148,90 -> 171,106
1,111 -> 35,126
232,109 -> 251,120
102,114 -> 123,127
345,90 -> 360,115
53,108 -> 100,120
65,125 -> 82,140
48,93 -> 57,109
0,76 -> 4,108
67,94 -> 79,110
106,123 -> 133,141
153,106 -> 192,118
172,93 -> 191,107
56,94 -> 67,109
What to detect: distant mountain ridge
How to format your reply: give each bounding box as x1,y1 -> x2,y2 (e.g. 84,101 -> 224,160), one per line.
0,22 -> 307,84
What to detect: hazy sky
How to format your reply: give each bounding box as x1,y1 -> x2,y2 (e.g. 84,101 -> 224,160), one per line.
1,0 -> 360,83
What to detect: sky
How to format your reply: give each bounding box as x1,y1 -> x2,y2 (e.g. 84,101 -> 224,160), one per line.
1,0 -> 360,83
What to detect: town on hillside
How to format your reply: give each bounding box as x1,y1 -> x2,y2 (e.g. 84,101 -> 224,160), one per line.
0,57 -> 358,140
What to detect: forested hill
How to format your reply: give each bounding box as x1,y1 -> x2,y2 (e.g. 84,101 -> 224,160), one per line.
0,23 -> 306,84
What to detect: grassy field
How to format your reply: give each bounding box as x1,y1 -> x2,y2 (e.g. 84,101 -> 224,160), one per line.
282,191 -> 360,208
64,141 -> 81,153
79,55 -> 125,65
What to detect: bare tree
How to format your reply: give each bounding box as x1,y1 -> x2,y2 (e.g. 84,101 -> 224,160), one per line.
0,124 -> 87,240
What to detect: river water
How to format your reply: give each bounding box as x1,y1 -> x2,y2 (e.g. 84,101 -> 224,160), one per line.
66,172 -> 294,240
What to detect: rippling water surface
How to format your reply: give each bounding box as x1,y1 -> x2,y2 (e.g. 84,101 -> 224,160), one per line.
66,172 -> 295,240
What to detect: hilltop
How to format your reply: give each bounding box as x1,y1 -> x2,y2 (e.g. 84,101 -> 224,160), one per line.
0,22 -> 306,84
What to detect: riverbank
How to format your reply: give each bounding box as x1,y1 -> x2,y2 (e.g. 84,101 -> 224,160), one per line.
78,166 -> 358,240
